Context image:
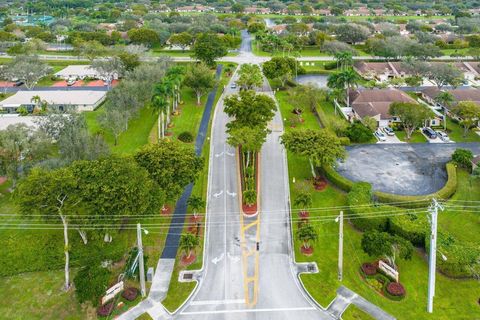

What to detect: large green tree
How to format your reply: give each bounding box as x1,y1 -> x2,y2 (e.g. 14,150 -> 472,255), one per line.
237,63 -> 263,90
183,63 -> 217,105
389,102 -> 432,141
281,129 -> 346,178
134,140 -> 203,205
327,68 -> 360,107
16,167 -> 80,291
192,33 -> 228,67
262,57 -> 297,87
224,90 -> 276,130
452,101 -> 480,137
361,230 -> 413,270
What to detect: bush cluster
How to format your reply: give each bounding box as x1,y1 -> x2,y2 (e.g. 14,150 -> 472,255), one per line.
97,302 -> 114,317
122,287 -> 138,301
178,131 -> 194,143
385,282 -> 406,300
361,262 -> 377,276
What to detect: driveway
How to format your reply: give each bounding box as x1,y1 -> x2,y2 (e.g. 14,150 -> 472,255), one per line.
336,143 -> 480,196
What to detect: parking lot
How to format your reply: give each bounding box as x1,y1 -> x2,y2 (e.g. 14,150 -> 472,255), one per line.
336,143 -> 480,195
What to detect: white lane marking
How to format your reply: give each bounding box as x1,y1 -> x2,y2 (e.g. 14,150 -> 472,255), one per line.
181,306 -> 316,315
211,253 -> 225,265
190,299 -> 245,306
226,190 -> 237,197
215,152 -> 224,158
213,190 -> 223,198
225,151 -> 235,157
227,252 -> 240,263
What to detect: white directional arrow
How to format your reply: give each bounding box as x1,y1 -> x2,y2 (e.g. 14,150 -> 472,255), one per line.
212,253 -> 225,265
226,190 -> 237,197
213,190 -> 223,198
225,151 -> 235,157
215,152 -> 224,158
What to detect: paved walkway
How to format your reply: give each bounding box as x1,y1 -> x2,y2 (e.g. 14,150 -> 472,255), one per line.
327,286 -> 396,320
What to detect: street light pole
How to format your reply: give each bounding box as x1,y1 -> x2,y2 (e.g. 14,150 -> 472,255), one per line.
137,223 -> 147,297
427,199 -> 443,313
336,211 -> 344,281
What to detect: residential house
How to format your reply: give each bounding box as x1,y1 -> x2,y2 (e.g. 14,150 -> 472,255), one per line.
348,88 -> 439,127
315,9 -> 332,16
244,7 -> 270,14
0,90 -> 107,113
176,5 -> 214,13
421,87 -> 480,108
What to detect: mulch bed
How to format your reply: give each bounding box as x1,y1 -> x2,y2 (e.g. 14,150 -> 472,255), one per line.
180,253 -> 196,266
313,176 -> 328,191
243,203 -> 258,216
161,205 -> 173,216
301,245 -> 314,256
299,211 -> 310,219
0,177 -> 7,185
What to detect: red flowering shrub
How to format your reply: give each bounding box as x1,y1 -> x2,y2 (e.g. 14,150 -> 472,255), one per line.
386,282 -> 406,297
361,262 -> 377,276
97,302 -> 114,317
122,287 -> 138,301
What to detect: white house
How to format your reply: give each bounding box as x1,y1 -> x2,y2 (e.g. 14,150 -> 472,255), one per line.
0,90 -> 107,113
55,65 -> 100,80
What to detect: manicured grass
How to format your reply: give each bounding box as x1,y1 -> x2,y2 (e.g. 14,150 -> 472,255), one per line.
342,305 -> 375,320
252,40 -> 369,57
444,118 -> 480,143
276,82 -> 480,320
0,270 -> 90,320
299,61 -> 335,74
396,130 -> 428,143
439,48 -> 471,56
438,169 -> 480,244
85,103 -> 158,155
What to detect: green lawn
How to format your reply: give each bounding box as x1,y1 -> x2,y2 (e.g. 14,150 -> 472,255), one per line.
252,40 -> 369,57
299,61 -> 335,74
396,130 -> 428,143
276,81 -> 480,320
444,118 -> 480,143
342,305 -> 375,320
85,103 -> 158,155
439,48 -> 471,56
0,270 -> 90,320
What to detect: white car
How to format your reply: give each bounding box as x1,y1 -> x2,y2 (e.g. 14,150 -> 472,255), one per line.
436,131 -> 450,142
66,78 -> 76,86
230,83 -> 237,89
374,130 -> 387,142
382,126 -> 395,136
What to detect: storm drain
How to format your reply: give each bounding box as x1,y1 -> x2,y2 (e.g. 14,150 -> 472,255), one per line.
183,273 -> 193,280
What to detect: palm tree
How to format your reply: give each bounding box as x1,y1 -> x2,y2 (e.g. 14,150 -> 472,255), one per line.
334,51 -> 353,71
296,223 -> 318,250
435,91 -> 455,131
327,68 -> 359,108
294,192 -> 312,218
152,83 -> 169,140
187,195 -> 205,220
166,66 -> 185,112
179,233 -> 200,259
31,95 -> 41,112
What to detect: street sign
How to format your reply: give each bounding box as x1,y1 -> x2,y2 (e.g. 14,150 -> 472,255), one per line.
379,261 -> 399,282
101,281 -> 124,305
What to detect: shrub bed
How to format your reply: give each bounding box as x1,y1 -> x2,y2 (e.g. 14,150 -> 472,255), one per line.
389,213 -> 428,247
361,262 -> 377,276
384,282 -> 406,301
347,182 -> 389,232
122,287 -> 138,301
97,302 -> 114,317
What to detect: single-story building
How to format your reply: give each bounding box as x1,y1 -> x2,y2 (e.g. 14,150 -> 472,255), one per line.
349,88 -> 441,127
55,65 -> 99,80
0,90 -> 107,113
421,87 -> 480,108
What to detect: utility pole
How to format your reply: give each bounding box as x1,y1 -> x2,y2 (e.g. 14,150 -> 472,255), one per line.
427,199 -> 443,313
337,211 -> 344,281
137,223 -> 147,297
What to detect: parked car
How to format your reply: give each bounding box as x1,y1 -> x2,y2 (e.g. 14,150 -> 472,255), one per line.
382,126 -> 395,136
66,78 -> 76,86
230,83 -> 237,89
436,131 -> 450,142
374,130 -> 387,141
423,127 -> 437,139
13,80 -> 23,87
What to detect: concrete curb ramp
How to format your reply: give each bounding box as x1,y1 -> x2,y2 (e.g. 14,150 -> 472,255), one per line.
327,286 -> 396,320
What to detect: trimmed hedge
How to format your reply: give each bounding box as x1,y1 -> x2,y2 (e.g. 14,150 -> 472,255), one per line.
323,162 -> 457,208
347,182 -> 389,232
389,212 -> 428,247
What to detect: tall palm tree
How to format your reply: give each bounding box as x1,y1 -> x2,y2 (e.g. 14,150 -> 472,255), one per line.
31,95 -> 41,112
187,195 -> 205,220
435,91 -> 455,131
294,192 -> 312,217
327,68 -> 359,107
152,83 -> 169,140
296,223 -> 318,250
179,233 -> 200,259
166,66 -> 185,112
334,51 -> 353,71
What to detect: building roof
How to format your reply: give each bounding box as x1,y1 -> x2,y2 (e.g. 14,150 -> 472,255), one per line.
350,88 -> 417,119
0,115 -> 38,130
421,87 -> 480,106
55,65 -> 98,78
0,90 -> 107,107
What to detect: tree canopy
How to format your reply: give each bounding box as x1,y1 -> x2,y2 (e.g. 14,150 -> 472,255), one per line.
389,102 -> 432,140
192,33 -> 228,67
